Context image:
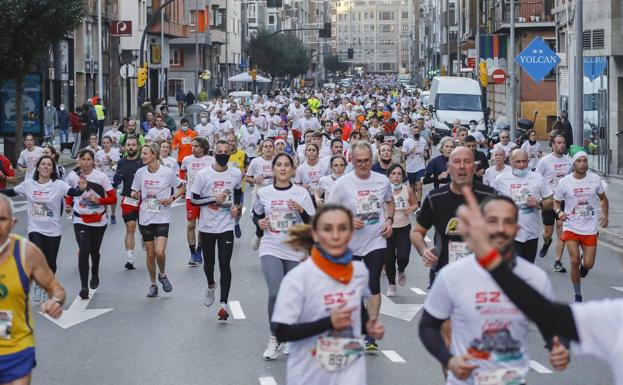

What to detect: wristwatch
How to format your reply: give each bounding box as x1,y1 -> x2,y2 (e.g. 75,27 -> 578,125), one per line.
386,216 -> 393,222
51,296 -> 64,306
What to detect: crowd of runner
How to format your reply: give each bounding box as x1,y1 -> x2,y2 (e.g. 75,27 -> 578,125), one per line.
0,74 -> 619,385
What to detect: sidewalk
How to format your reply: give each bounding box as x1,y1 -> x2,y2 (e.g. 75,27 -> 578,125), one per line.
599,176 -> 623,250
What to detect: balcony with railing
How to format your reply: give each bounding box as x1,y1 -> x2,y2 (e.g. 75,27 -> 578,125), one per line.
494,0 -> 556,31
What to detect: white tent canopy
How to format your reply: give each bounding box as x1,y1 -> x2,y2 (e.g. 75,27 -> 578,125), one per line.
228,72 -> 271,83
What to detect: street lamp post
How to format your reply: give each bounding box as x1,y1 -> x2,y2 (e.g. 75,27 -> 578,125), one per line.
194,0 -> 199,97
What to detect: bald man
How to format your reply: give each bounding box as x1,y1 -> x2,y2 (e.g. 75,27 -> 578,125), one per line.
492,148 -> 553,263
411,147 -> 497,284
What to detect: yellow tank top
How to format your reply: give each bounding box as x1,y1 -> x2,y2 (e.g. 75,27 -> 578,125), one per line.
228,149 -> 247,192
0,235 -> 35,355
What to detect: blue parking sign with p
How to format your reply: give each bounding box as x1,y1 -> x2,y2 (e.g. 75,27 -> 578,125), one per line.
515,37 -> 560,83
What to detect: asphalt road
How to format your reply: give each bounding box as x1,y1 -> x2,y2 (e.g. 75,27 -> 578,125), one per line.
7,184 -> 618,385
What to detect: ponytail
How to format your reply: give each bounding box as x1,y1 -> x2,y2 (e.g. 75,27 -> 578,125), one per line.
285,224 -> 314,253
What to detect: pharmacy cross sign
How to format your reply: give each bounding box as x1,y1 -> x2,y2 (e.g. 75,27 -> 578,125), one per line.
514,36 -> 560,83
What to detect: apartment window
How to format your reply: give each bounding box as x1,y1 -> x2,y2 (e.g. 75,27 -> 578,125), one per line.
269,15 -> 275,24
543,38 -> 556,79
379,11 -> 394,20
168,79 -> 184,97
380,62 -> 395,70
380,24 -> 395,33
401,24 -> 409,32
402,11 -> 409,18
170,48 -> 183,66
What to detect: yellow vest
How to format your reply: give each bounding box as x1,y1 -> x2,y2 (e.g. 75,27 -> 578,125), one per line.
94,104 -> 105,121
0,235 -> 35,355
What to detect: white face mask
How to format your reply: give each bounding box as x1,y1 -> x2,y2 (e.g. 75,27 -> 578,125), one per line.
200,117 -> 208,124
247,125 -> 255,133
59,105 -> 65,111
47,101 -> 51,107
469,124 -> 476,131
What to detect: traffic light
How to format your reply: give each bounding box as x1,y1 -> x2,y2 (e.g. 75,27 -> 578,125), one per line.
479,61 -> 488,88
347,48 -> 354,59
319,22 -> 331,38
266,0 -> 282,7
137,64 -> 148,88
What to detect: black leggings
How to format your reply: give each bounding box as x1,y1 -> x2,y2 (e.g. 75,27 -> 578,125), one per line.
354,248 -> 386,295
74,224 -> 107,289
385,224 -> 412,285
28,232 -> 61,273
200,231 -> 234,303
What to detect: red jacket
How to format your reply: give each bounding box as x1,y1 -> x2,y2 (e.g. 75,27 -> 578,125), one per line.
69,112 -> 83,134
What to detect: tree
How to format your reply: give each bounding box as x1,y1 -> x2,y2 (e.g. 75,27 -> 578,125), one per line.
0,0 -> 85,160
324,55 -> 349,74
247,29 -> 310,79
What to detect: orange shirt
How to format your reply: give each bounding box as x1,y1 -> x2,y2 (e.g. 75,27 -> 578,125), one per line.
172,128 -> 198,162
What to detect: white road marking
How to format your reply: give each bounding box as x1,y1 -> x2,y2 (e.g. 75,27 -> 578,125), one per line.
229,300 -> 246,319
529,360 -> 552,374
380,294 -> 423,322
42,289 -> 113,329
12,200 -> 28,213
410,287 -> 427,295
258,376 -> 278,385
382,350 -> 406,363
612,287 -> 623,293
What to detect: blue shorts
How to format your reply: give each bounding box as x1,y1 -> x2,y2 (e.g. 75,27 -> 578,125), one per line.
0,347 -> 36,383
407,170 -> 425,185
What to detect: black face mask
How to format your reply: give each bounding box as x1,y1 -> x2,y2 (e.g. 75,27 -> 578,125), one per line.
215,153 -> 229,167
414,134 -> 421,139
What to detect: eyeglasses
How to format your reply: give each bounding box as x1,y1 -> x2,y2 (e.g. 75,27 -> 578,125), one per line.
500,136 -> 509,139
354,158 -> 371,166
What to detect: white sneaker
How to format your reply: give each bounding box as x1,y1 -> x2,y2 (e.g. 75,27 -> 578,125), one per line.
397,271 -> 407,286
251,236 -> 261,251
386,285 -> 397,297
262,336 -> 284,360
283,342 -> 290,355
204,284 -> 216,307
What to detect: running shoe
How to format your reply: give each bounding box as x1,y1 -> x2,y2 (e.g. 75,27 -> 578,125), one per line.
365,336 -> 379,352
204,284 -> 216,307
191,250 -> 203,264
217,303 -> 229,321
188,258 -> 198,267
397,271 -> 407,286
89,276 -> 99,290
579,264 -> 589,278
110,215 -> 117,225
283,343 -> 290,355
574,294 -> 583,303
262,336 -> 284,360
386,285 -> 397,297
553,261 -> 567,273
539,240 -> 552,258
251,235 -> 261,251
32,285 -> 41,302
235,224 -> 242,239
158,274 -> 173,293
125,261 -> 135,270
79,287 -> 89,300
147,285 -> 158,298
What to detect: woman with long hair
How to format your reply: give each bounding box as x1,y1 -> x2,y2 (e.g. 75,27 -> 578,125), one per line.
272,204 -> 385,385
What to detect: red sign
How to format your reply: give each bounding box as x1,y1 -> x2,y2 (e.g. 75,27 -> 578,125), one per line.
465,57 -> 476,68
492,68 -> 506,84
110,21 -> 133,37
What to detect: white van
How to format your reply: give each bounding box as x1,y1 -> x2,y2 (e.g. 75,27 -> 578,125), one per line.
429,77 -> 485,143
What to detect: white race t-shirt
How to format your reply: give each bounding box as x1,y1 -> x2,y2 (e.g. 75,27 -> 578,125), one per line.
95,148 -> 121,181
17,147 -> 44,180
317,175 -> 340,201
131,165 -> 181,226
247,156 -> 274,187
554,172 -> 605,235
66,169 -> 113,227
181,155 -> 215,198
402,137 -> 428,173
326,172 -> 392,256
493,171 -> 553,242
272,258 -> 370,385
253,184 -> 315,262
190,166 -> 242,234
145,127 -> 172,142
571,299 -> 623,385
161,156 -> 180,175
535,153 -> 572,191
14,179 -> 70,237
424,256 -> 555,385
294,161 -> 328,194
493,142 -> 517,158
483,165 -> 511,186
520,141 -> 541,170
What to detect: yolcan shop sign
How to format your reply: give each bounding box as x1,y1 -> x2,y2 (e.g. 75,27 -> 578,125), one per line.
514,37 -> 560,83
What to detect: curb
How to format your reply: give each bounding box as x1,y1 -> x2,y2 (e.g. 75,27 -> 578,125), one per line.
599,228 -> 623,251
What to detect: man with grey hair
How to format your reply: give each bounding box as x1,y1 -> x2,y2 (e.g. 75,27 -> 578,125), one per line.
492,148 -> 553,263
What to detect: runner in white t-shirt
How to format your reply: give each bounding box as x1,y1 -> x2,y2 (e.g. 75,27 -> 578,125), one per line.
131,143 -> 184,298
246,139 -> 276,250
483,146 -> 511,186
180,138 -> 215,266
272,205 -> 384,385
315,155 -> 347,205
145,116 -> 172,143
535,134 -> 572,272
554,151 -> 609,302
17,134 -> 44,181
190,140 -> 243,321
159,141 -> 180,175
493,149 -> 553,263
492,130 -> 517,159
402,125 -> 429,205
326,141 -> 394,351
252,152 -> 316,360
419,195 -> 564,385
294,143 -> 328,200
520,130 -> 542,170
95,136 -> 121,224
